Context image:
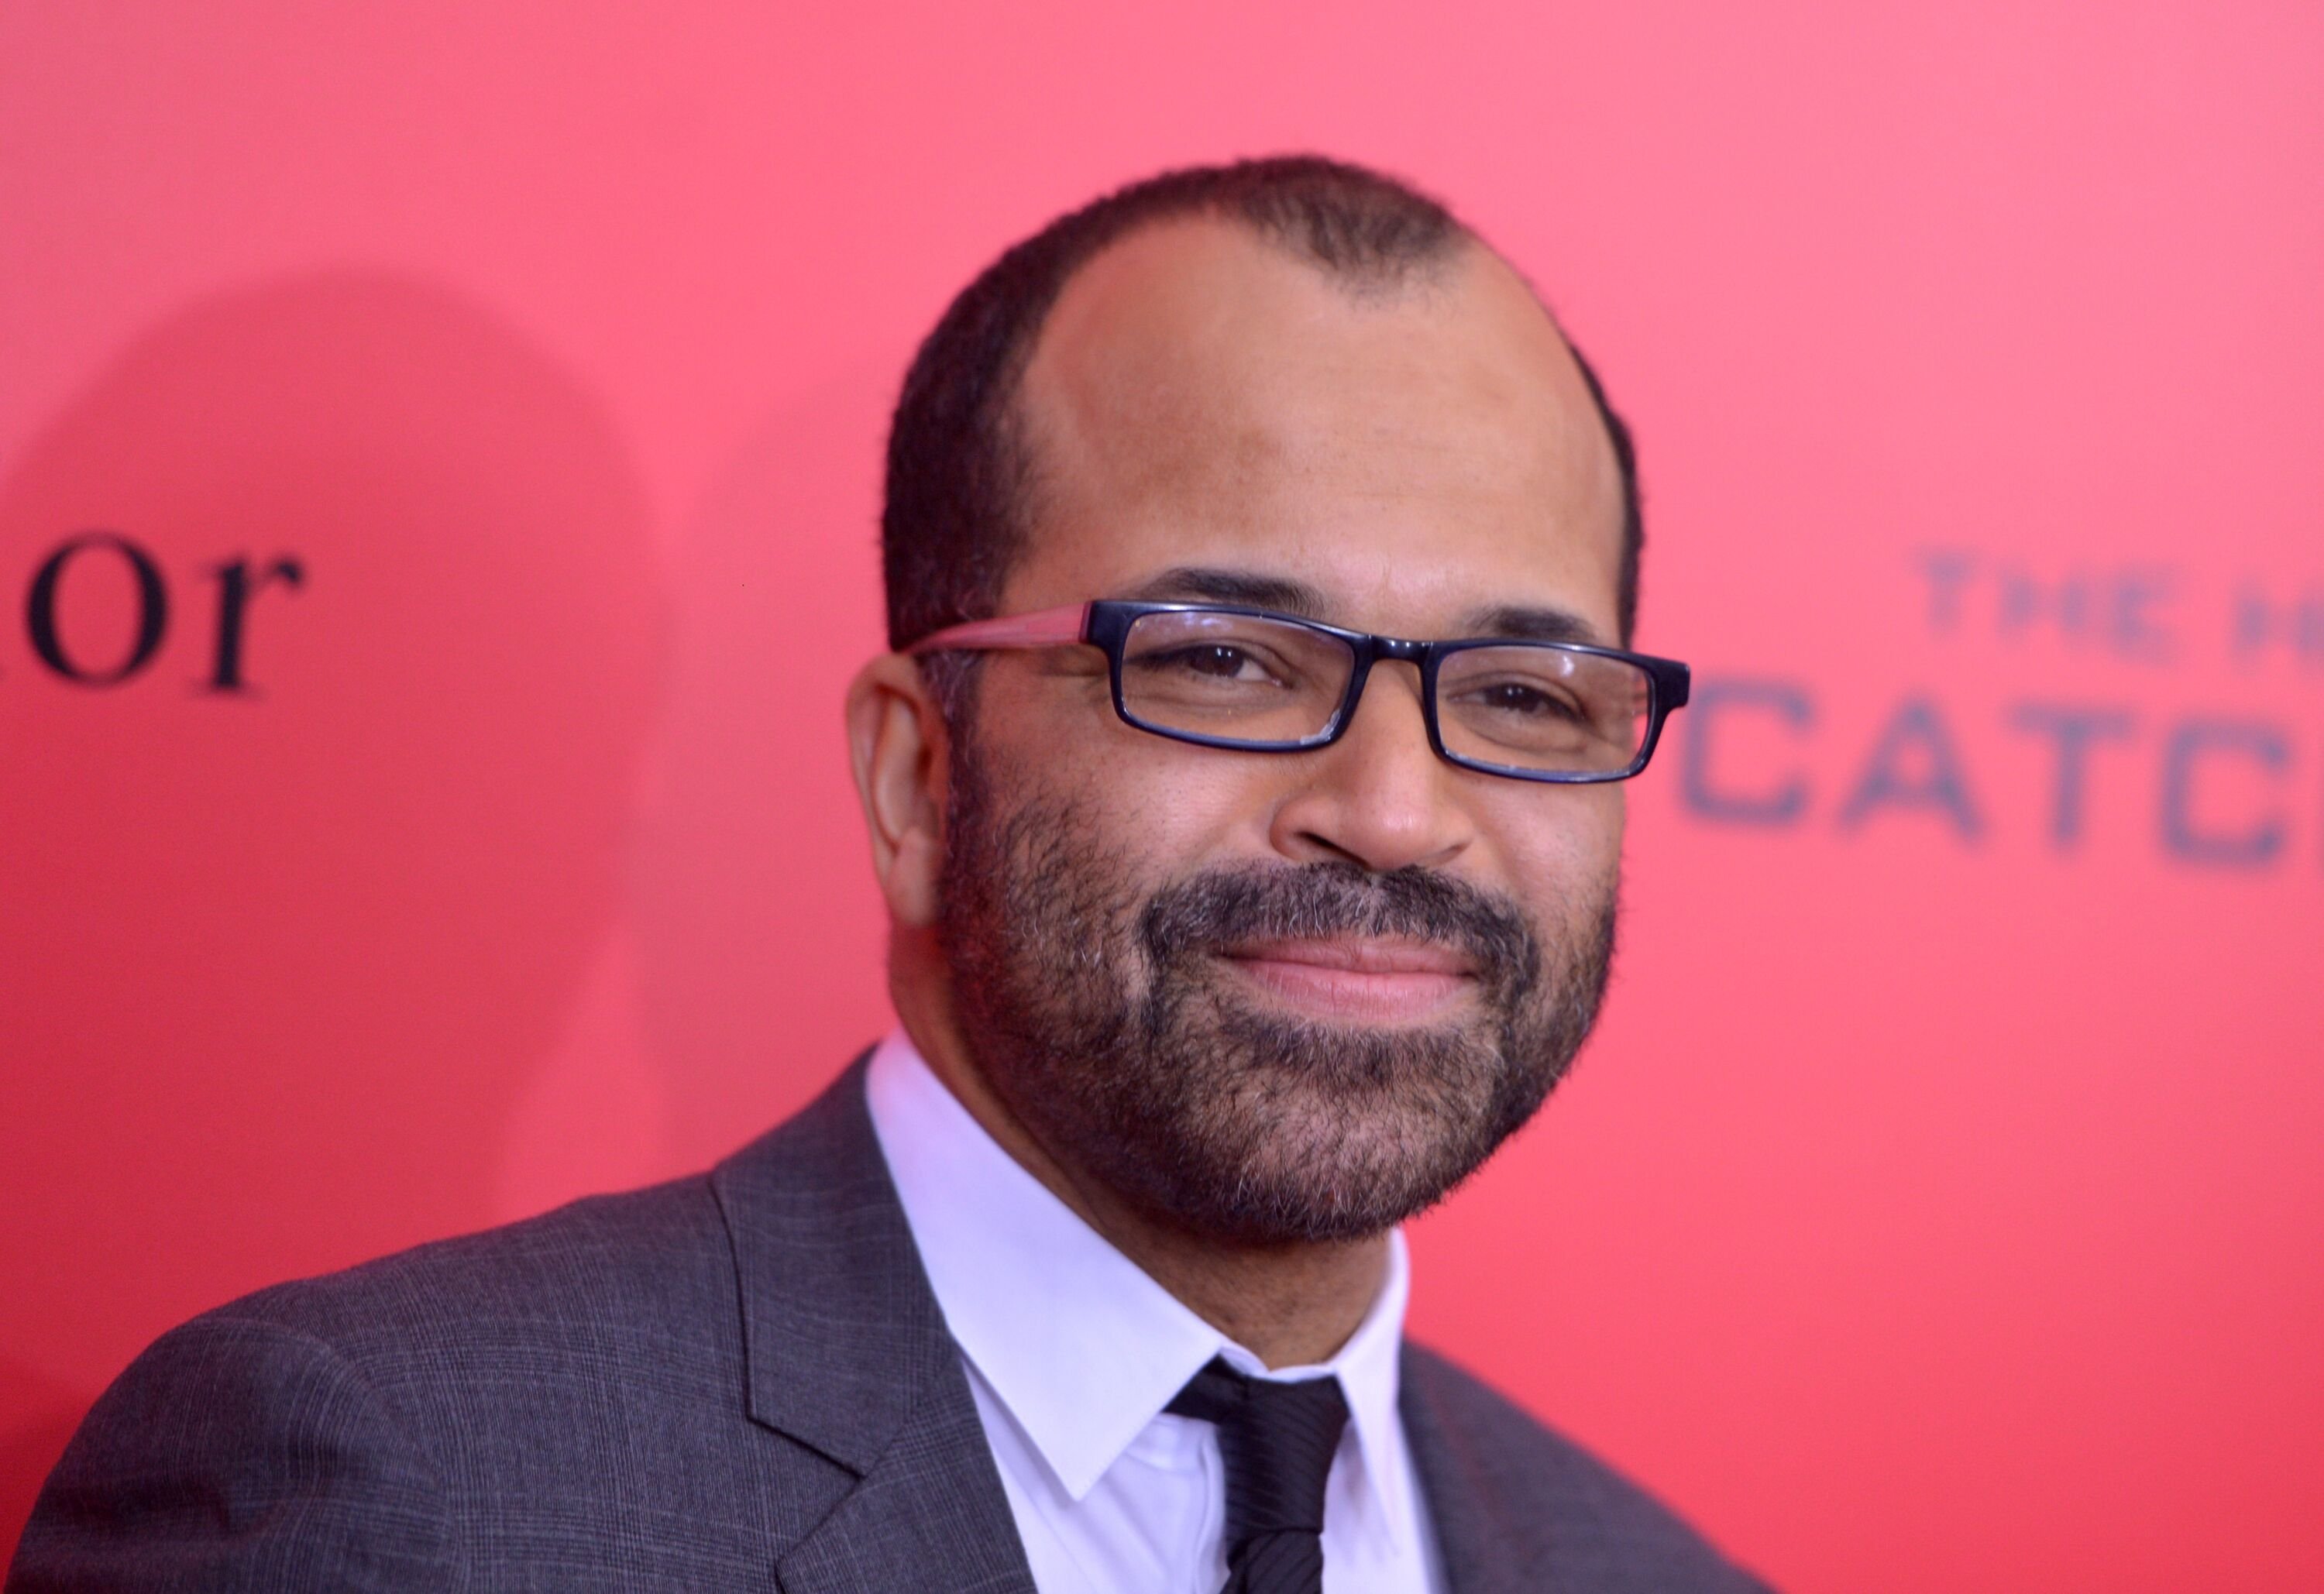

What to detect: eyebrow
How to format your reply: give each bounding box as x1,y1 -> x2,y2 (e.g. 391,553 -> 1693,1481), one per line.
1122,566 -> 1331,617
1463,604 -> 1608,647
1119,565 -> 1611,647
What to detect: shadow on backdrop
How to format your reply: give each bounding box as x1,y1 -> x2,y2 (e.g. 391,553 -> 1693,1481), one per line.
630,368 -> 896,1170
0,273 -> 663,1553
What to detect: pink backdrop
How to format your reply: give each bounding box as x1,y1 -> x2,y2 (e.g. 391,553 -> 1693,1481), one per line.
4,4 -> 2319,1587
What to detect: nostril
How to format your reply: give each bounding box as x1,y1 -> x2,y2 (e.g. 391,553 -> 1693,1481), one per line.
1287,829 -> 1373,869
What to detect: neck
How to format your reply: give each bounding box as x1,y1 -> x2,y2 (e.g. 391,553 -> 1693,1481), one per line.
889,941 -> 1390,1370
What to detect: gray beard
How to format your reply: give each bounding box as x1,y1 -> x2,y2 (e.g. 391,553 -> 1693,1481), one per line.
935,735 -> 1618,1245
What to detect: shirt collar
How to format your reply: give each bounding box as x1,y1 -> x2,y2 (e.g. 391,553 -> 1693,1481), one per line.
864,1029 -> 1415,1535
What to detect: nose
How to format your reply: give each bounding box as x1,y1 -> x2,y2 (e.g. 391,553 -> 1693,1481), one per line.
1267,661 -> 1475,874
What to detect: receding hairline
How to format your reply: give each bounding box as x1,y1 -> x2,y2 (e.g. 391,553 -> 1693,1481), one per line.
1003,211 -> 1615,567
1018,204 -> 1600,432
1011,202 -> 1504,393
1001,204 -> 1481,465
1067,210 -> 1498,362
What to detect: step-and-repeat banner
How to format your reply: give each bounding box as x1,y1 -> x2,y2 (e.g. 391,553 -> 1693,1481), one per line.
3,5 -> 2317,1588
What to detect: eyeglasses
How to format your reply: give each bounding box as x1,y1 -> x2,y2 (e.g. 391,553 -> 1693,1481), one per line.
909,600 -> 1690,783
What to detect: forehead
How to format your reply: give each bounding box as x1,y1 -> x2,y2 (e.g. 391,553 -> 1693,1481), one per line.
1009,216 -> 1625,641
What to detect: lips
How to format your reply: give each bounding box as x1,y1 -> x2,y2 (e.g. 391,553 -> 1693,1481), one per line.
1223,937 -> 1477,975
1218,937 -> 1479,1022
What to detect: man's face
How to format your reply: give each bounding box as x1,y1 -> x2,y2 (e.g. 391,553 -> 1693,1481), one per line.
937,218 -> 1629,1245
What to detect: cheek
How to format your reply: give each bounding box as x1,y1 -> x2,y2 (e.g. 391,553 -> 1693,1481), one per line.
1482,786 -> 1626,919
1049,738 -> 1282,867
983,667 -> 1284,851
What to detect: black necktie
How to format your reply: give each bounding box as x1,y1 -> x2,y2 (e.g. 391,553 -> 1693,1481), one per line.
1167,1355 -> 1351,1594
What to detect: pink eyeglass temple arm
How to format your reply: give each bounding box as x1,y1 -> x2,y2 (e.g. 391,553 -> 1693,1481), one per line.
906,603 -> 1092,654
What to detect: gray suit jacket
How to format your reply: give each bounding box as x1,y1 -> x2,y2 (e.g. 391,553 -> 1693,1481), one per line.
12,1058 -> 1771,1592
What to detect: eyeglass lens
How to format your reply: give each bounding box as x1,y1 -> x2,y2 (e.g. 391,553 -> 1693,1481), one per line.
1118,610 -> 1650,775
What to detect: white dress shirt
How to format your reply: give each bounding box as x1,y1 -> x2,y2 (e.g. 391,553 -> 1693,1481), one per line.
865,1030 -> 1444,1594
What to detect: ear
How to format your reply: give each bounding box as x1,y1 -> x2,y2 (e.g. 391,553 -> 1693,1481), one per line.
846,651 -> 951,929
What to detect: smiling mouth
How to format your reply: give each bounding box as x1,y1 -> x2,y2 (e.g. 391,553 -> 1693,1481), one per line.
1217,937 -> 1479,1024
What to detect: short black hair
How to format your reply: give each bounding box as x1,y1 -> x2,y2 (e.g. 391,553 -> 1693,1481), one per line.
881,154 -> 1644,669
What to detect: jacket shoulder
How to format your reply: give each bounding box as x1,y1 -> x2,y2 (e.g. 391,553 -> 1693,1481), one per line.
218,1173 -> 735,1355
1402,1343 -> 1776,1593
12,1178 -> 766,1591
113,1173 -> 748,1471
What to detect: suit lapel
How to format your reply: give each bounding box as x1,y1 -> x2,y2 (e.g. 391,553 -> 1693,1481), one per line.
711,1056 -> 1037,1594
772,1375 -> 1038,1594
1401,1345 -> 1531,1594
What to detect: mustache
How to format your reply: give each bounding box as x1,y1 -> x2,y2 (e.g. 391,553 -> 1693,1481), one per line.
1135,861 -> 1542,998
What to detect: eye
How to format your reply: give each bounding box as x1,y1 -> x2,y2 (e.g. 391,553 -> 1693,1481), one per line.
1465,680 -> 1585,720
1147,644 -> 1284,684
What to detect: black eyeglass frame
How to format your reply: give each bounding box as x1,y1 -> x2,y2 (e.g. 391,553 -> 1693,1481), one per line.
915,599 -> 1692,785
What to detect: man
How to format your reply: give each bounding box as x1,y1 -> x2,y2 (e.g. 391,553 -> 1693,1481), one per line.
12,156 -> 1768,1592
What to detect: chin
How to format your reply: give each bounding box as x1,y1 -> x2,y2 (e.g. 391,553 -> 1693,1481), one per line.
1122,1016 -> 1544,1244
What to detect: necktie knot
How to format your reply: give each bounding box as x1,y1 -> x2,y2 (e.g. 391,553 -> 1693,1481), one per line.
1167,1356 -> 1350,1592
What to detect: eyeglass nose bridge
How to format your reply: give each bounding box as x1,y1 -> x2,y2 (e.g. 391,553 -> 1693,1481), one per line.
1317,634 -> 1443,749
